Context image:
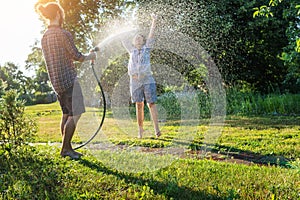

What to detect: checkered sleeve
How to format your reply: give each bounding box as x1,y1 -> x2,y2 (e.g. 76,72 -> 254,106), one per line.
63,31 -> 86,62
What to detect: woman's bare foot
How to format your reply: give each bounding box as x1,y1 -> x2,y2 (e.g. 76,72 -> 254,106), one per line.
155,131 -> 161,138
138,127 -> 144,139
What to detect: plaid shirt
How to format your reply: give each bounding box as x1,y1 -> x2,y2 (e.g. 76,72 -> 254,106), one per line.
41,25 -> 85,94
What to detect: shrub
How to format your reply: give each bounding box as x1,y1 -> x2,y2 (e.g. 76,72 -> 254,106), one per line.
157,90 -> 211,119
0,89 -> 37,153
158,87 -> 300,117
33,91 -> 57,104
157,92 -> 181,119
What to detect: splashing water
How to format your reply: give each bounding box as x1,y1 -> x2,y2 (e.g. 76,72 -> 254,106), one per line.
75,1 -> 226,173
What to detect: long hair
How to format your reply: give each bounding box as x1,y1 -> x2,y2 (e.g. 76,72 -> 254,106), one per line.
36,2 -> 65,26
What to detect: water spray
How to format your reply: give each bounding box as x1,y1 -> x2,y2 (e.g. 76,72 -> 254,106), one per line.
73,1 -> 226,173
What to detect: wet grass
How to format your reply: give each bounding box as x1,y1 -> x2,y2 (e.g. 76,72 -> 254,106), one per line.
10,102 -> 299,199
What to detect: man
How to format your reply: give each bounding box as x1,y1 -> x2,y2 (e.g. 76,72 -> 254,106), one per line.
37,2 -> 96,159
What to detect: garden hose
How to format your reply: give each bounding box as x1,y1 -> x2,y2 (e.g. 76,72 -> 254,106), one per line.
74,48 -> 106,150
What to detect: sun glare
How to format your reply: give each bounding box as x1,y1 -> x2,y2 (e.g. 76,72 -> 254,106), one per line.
0,0 -> 43,70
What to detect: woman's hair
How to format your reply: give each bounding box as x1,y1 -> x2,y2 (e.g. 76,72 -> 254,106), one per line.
37,2 -> 65,23
132,33 -> 146,45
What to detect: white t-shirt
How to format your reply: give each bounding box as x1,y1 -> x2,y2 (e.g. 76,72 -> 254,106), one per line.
123,38 -> 156,92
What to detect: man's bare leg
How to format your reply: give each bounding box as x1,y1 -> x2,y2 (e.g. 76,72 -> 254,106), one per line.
60,114 -> 68,136
60,114 -> 82,158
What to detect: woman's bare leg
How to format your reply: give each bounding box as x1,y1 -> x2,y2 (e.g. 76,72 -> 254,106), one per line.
136,102 -> 144,138
148,103 -> 161,137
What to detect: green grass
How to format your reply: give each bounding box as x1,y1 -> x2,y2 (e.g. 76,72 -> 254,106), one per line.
6,102 -> 297,199
226,89 -> 300,115
217,116 -> 300,159
25,102 -> 62,142
25,102 -> 300,160
1,145 -> 299,199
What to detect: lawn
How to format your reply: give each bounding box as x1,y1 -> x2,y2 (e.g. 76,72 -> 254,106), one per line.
2,102 -> 298,199
25,102 -> 300,160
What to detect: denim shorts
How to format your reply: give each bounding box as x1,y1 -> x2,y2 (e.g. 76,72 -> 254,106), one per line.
131,83 -> 157,103
57,80 -> 86,116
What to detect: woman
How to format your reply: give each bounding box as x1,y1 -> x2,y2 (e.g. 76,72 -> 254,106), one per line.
122,14 -> 161,139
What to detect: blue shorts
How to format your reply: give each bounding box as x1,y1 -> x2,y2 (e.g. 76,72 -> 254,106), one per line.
131,83 -> 157,103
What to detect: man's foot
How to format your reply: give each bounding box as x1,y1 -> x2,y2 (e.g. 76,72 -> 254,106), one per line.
61,150 -> 82,159
73,150 -> 83,157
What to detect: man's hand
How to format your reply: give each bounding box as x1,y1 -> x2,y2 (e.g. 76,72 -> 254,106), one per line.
87,51 -> 97,61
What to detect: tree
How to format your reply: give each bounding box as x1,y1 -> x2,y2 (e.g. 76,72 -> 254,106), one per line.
25,42 -> 53,103
253,0 -> 300,93
25,0 -> 135,102
135,0 -> 291,93
0,62 -> 35,102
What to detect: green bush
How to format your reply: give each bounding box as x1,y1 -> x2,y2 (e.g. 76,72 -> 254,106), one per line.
158,92 -> 181,119
226,87 -> 300,115
33,91 -> 57,104
156,91 -> 212,119
158,87 -> 300,117
0,89 -> 37,153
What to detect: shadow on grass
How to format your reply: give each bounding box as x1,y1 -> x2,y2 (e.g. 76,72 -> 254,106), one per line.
1,149 -> 224,200
225,115 -> 300,129
1,150 -> 64,199
78,158 -> 224,200
191,143 -> 293,167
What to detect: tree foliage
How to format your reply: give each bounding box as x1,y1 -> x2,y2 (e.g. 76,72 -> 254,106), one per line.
0,62 -> 35,103
253,0 -> 300,92
24,0 -> 300,97
25,0 -> 135,100
135,0 -> 293,93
